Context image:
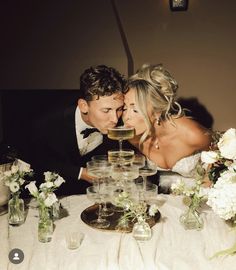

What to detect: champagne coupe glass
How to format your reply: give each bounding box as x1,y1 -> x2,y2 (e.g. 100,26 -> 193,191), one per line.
107,126 -> 135,151
108,149 -> 134,165
132,154 -> 146,168
111,163 -> 139,188
139,159 -> 158,192
91,155 -> 114,216
86,160 -> 112,229
99,182 -> 114,217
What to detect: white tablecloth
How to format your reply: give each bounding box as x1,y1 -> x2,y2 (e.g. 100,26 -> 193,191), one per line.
1,194 -> 236,270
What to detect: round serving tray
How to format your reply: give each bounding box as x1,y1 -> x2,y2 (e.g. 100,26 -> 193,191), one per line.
81,203 -> 161,233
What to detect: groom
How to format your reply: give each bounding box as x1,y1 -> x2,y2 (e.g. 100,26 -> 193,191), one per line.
27,65 -> 126,195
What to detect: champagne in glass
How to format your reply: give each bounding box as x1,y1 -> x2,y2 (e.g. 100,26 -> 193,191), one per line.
108,149 -> 134,165
108,126 -> 134,151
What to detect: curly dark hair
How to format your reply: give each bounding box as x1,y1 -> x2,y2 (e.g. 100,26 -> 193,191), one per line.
79,65 -> 126,101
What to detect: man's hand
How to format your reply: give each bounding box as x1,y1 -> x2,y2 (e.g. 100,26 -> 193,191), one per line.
80,167 -> 97,183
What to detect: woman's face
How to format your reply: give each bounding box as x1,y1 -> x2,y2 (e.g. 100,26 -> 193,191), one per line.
122,88 -> 147,136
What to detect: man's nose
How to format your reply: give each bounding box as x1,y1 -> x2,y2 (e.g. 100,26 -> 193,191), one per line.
109,112 -> 119,123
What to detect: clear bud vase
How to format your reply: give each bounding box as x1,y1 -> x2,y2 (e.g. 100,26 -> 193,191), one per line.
179,205 -> 204,230
52,201 -> 60,220
8,193 -> 25,225
38,206 -> 53,243
132,216 -> 152,241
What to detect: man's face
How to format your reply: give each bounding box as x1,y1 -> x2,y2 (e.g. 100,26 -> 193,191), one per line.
79,92 -> 124,134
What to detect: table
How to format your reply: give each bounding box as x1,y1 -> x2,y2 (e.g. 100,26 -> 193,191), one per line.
1,194 -> 236,270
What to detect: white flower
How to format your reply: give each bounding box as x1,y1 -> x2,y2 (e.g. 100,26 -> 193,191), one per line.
44,193 -> 58,207
40,182 -> 54,189
201,151 -> 219,164
149,204 -> 159,216
9,182 -> 20,193
17,159 -> 31,173
207,169 -> 236,220
217,128 -> 236,160
25,181 -> 38,196
3,171 -> 12,177
54,176 -> 65,187
11,165 -> 19,174
44,171 -> 53,181
19,178 -> 25,185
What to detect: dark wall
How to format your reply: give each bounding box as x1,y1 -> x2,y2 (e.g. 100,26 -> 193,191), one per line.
0,90 -> 79,158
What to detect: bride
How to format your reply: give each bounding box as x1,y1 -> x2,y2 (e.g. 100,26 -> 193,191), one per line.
122,63 -> 212,192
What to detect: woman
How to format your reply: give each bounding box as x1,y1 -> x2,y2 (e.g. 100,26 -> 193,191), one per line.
123,64 -> 212,191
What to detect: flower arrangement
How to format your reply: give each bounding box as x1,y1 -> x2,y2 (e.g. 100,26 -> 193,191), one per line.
2,160 -> 33,225
200,128 -> 236,257
171,163 -> 208,230
25,171 -> 65,208
171,163 -> 208,208
3,161 -> 33,194
26,171 -> 65,242
114,191 -> 159,226
201,128 -> 236,183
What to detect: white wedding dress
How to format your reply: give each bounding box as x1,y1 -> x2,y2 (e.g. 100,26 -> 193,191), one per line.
151,153 -> 201,193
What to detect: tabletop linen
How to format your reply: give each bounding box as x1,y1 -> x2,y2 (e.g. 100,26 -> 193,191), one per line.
1,194 -> 236,270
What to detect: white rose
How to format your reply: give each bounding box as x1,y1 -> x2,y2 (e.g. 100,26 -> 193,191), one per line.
218,128 -> 236,160
44,193 -> 58,207
201,151 -> 219,164
54,176 -> 65,187
9,182 -> 20,193
25,181 -> 38,196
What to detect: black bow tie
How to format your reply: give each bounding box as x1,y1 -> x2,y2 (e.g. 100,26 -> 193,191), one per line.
80,128 -> 99,138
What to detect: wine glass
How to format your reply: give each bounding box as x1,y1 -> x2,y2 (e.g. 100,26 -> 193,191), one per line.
86,160 -> 112,229
107,126 -> 134,151
139,159 -> 158,191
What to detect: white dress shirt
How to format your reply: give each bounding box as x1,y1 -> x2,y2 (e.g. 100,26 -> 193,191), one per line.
75,107 -> 103,179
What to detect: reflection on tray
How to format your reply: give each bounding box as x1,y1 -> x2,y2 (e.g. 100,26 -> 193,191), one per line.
81,203 -> 161,233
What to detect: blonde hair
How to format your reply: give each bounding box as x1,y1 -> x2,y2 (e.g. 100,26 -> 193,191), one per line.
126,63 -> 183,146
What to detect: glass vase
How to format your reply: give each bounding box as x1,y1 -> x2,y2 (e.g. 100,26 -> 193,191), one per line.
8,193 -> 25,225
132,216 -> 152,241
38,206 -> 53,243
52,200 -> 60,220
179,205 -> 203,230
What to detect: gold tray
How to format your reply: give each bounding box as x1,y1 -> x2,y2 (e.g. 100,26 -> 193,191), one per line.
81,203 -> 161,233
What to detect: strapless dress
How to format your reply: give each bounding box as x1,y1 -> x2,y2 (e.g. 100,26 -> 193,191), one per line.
149,153 -> 201,193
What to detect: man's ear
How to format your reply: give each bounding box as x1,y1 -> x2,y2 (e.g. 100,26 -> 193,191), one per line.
78,99 -> 89,115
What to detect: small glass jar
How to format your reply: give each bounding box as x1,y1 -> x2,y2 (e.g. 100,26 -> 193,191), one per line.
8,193 -> 25,225
38,206 -> 53,243
52,200 -> 61,220
132,216 -> 152,241
179,205 -> 204,230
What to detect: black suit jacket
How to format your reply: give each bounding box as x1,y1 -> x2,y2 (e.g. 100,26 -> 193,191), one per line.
26,105 -> 119,195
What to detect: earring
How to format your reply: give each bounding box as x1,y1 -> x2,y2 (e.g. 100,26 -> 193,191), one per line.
156,116 -> 161,126
154,138 -> 159,149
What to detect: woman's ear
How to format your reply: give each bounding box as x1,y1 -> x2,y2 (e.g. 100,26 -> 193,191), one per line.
78,99 -> 88,115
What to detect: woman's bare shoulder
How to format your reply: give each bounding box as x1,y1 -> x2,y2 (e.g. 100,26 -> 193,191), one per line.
176,117 -> 212,149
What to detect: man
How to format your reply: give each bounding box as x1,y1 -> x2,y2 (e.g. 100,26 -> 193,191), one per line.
28,65 -> 125,195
